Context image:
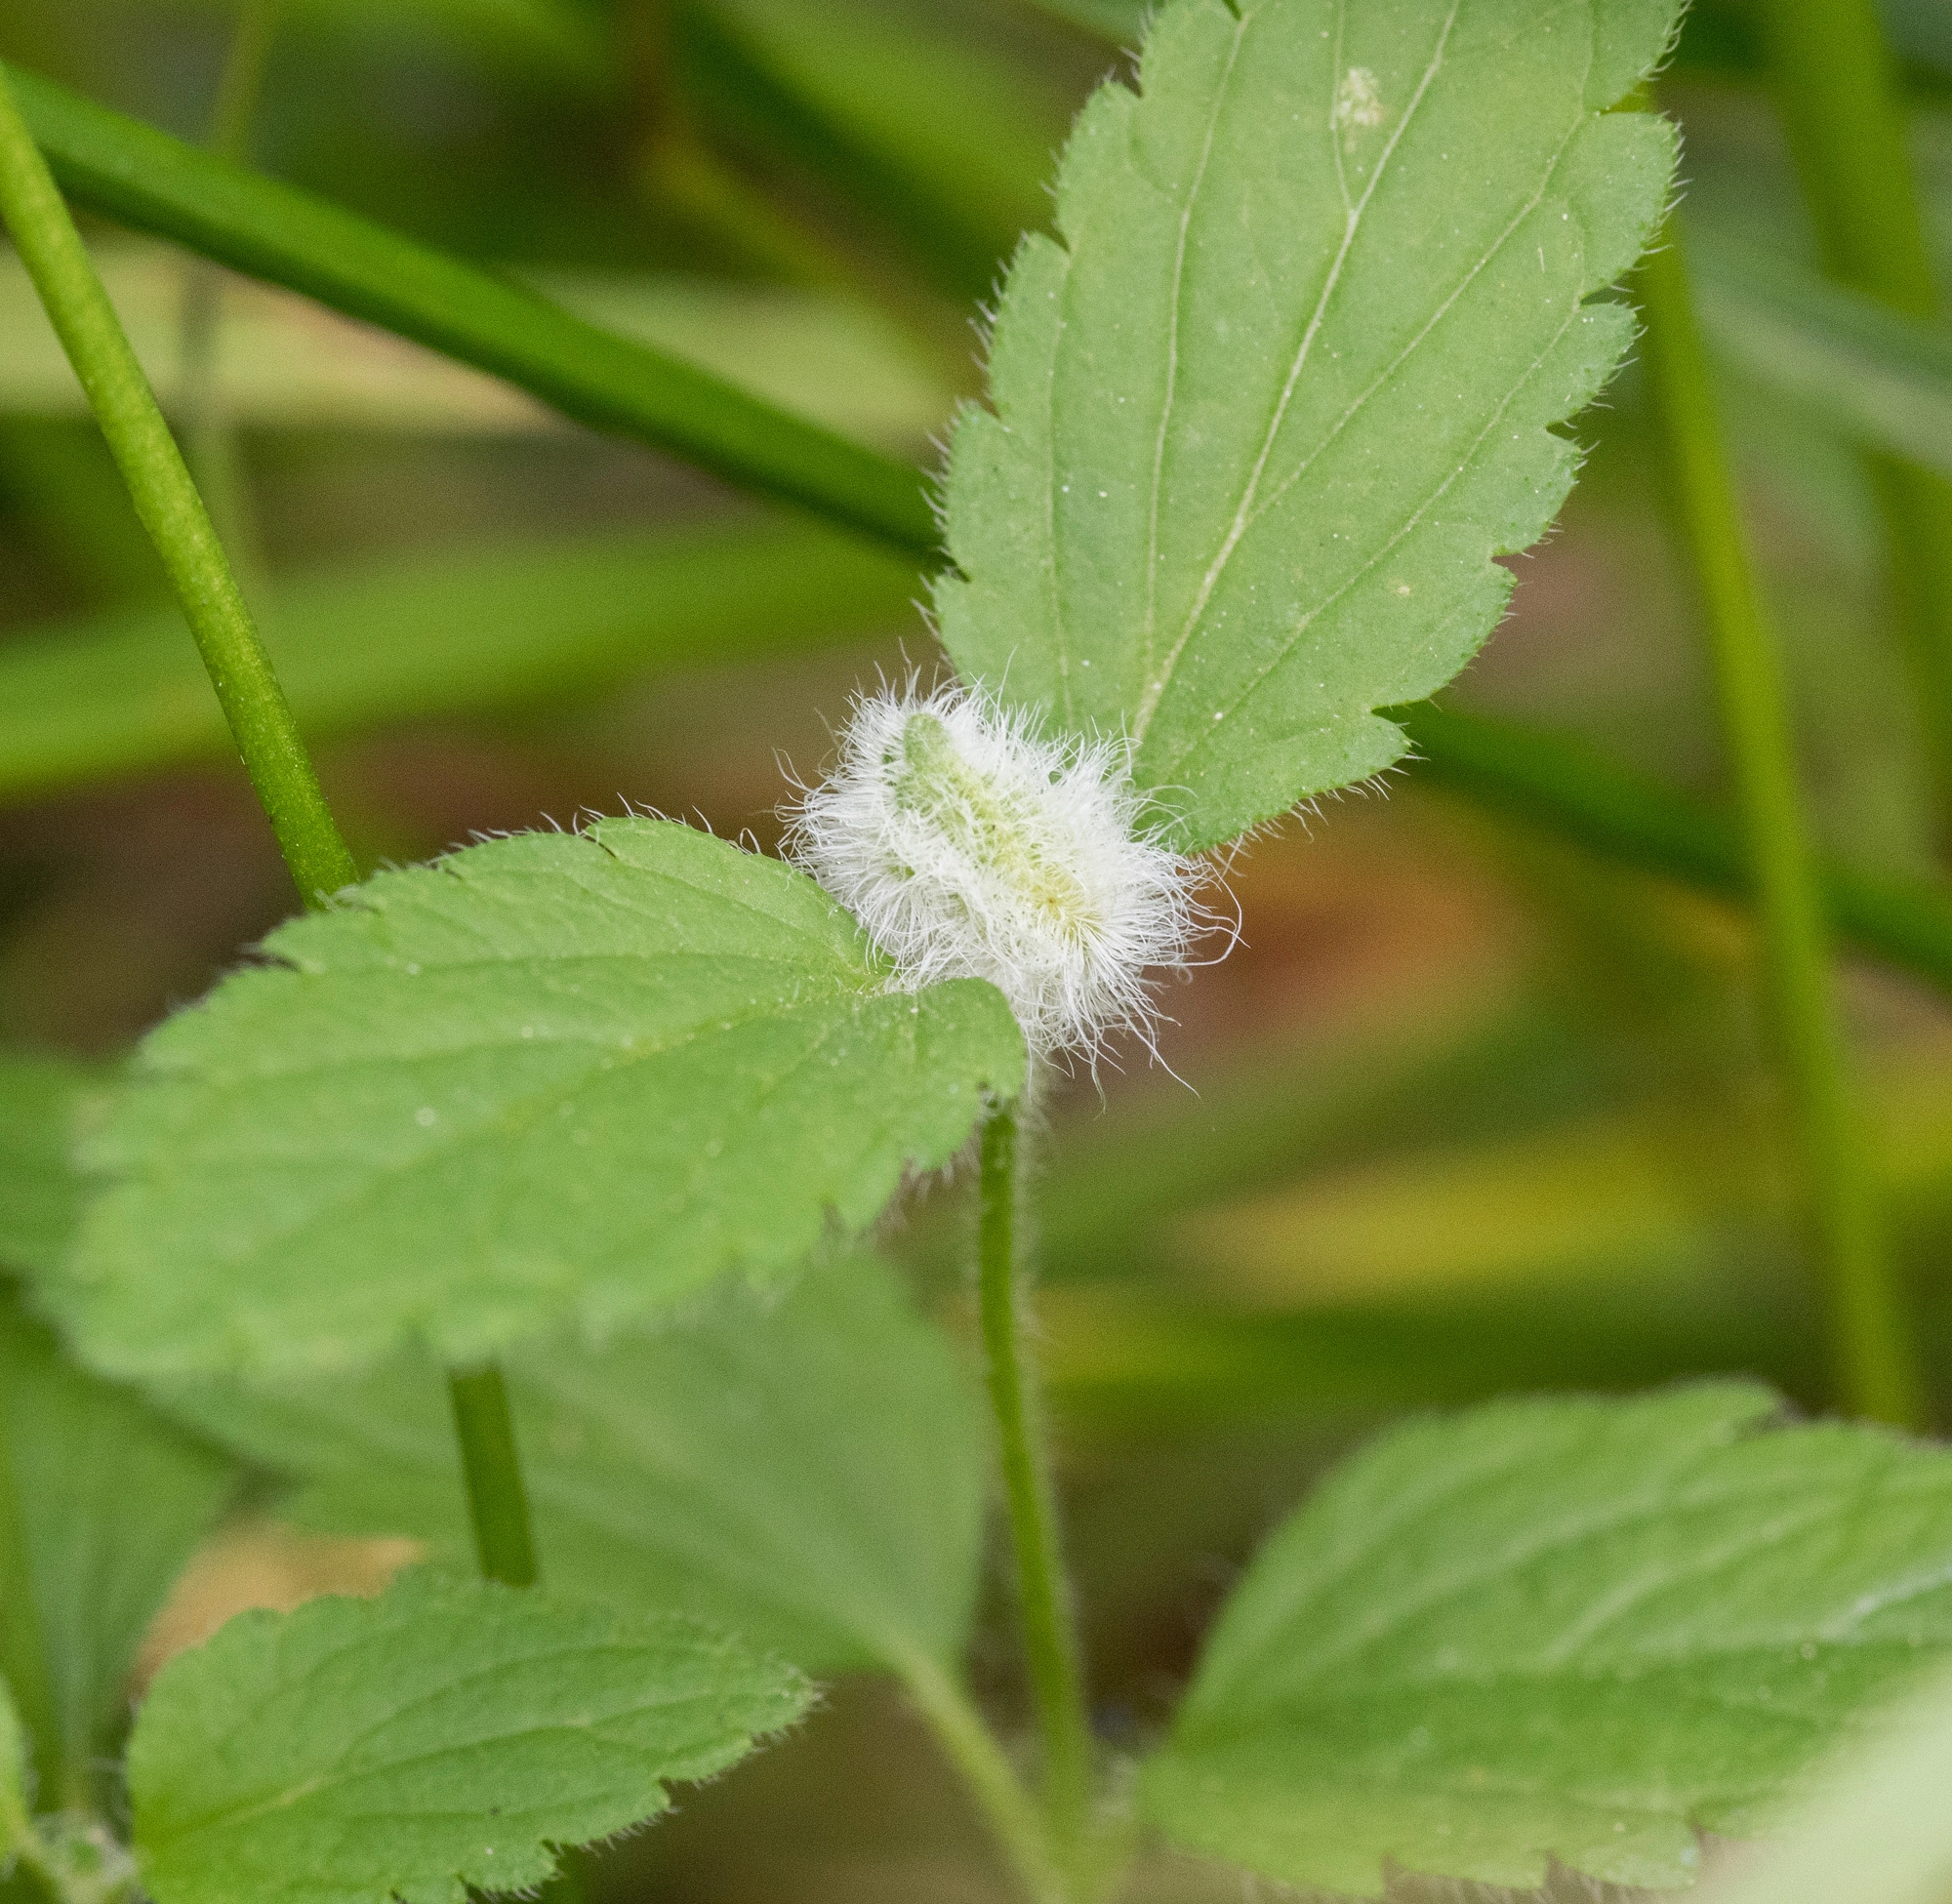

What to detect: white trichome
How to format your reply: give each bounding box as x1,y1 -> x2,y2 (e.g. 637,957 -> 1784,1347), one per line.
785,683 -> 1203,1065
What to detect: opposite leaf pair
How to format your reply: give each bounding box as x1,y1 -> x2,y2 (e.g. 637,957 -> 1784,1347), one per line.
33,0 -> 1921,1898
47,0 -> 1685,1387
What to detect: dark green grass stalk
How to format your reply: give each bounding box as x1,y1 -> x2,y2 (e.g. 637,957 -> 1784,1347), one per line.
9,64 -> 937,559
1638,218 -> 1929,1429
0,63 -> 544,1617
978,1102 -> 1095,1885
1754,0 -> 1952,834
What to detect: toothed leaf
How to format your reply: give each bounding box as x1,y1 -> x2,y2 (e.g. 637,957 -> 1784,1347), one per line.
129,1569 -> 808,1904
161,1254 -> 985,1675
54,819 -> 1024,1379
1144,1385 -> 1952,1894
937,0 -> 1681,849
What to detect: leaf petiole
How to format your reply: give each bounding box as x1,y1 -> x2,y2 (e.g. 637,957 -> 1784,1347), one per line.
893,1642 -> 1071,1904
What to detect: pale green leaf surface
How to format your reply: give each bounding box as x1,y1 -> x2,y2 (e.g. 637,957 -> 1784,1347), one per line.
162,1255 -> 985,1675
129,1569 -> 808,1904
0,1052 -> 96,1279
55,820 -> 1025,1378
937,0 -> 1680,850
1144,1385 -> 1952,1894
0,1290 -> 234,1799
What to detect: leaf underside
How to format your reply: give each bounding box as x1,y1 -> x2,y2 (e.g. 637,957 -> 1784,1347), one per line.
53,819 -> 1025,1379
0,1289 -> 234,1792
129,1568 -> 809,1904
162,1253 -> 986,1677
937,0 -> 1681,851
1144,1384 -> 1952,1895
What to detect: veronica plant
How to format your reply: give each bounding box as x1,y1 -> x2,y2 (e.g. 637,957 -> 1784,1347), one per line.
4,2 -> 1952,1903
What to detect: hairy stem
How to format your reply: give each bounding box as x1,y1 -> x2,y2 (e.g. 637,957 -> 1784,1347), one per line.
447,1365 -> 540,1589
894,1642 -> 1071,1904
0,61 -> 355,908
1751,0 -> 1952,837
978,1101 -> 1094,1879
1638,219 -> 1930,1429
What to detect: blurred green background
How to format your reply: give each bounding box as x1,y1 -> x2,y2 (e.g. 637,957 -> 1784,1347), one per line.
5,0 -> 1952,1894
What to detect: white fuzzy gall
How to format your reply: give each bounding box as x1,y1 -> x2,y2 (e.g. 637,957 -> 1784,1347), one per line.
784,683 -> 1202,1064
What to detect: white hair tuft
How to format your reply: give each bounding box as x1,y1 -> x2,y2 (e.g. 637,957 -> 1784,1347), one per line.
784,682 -> 1203,1066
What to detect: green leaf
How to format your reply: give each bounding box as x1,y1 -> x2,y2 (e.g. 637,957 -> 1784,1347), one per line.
128,1568 -> 808,1904
1143,1384 -> 1952,1894
1696,1663 -> 1952,1904
0,1288 -> 235,1807
7,64 -> 937,557
55,820 -> 1024,1379
0,1051 -> 95,1279
936,0 -> 1681,850
162,1253 -> 985,1676
0,520 -> 919,805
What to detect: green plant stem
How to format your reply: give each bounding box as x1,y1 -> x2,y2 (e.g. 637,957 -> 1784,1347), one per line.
0,39 -> 549,1784
1638,219 -> 1929,1430
0,1397 -> 61,1814
447,1366 -> 540,1589
894,1643 -> 1070,1904
1749,0 -> 1952,832
977,1101 -> 1093,1882
0,61 -> 355,908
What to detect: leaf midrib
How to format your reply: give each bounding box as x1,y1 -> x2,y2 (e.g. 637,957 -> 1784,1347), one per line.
1155,287 -> 1587,794
1131,0 -> 1464,746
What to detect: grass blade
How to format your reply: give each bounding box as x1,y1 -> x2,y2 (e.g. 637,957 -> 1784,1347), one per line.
0,520 -> 919,800
7,61 -> 939,558
1694,237 -> 1952,481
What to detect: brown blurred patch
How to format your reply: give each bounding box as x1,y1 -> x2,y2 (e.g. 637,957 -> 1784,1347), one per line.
136,1519 -> 421,1688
